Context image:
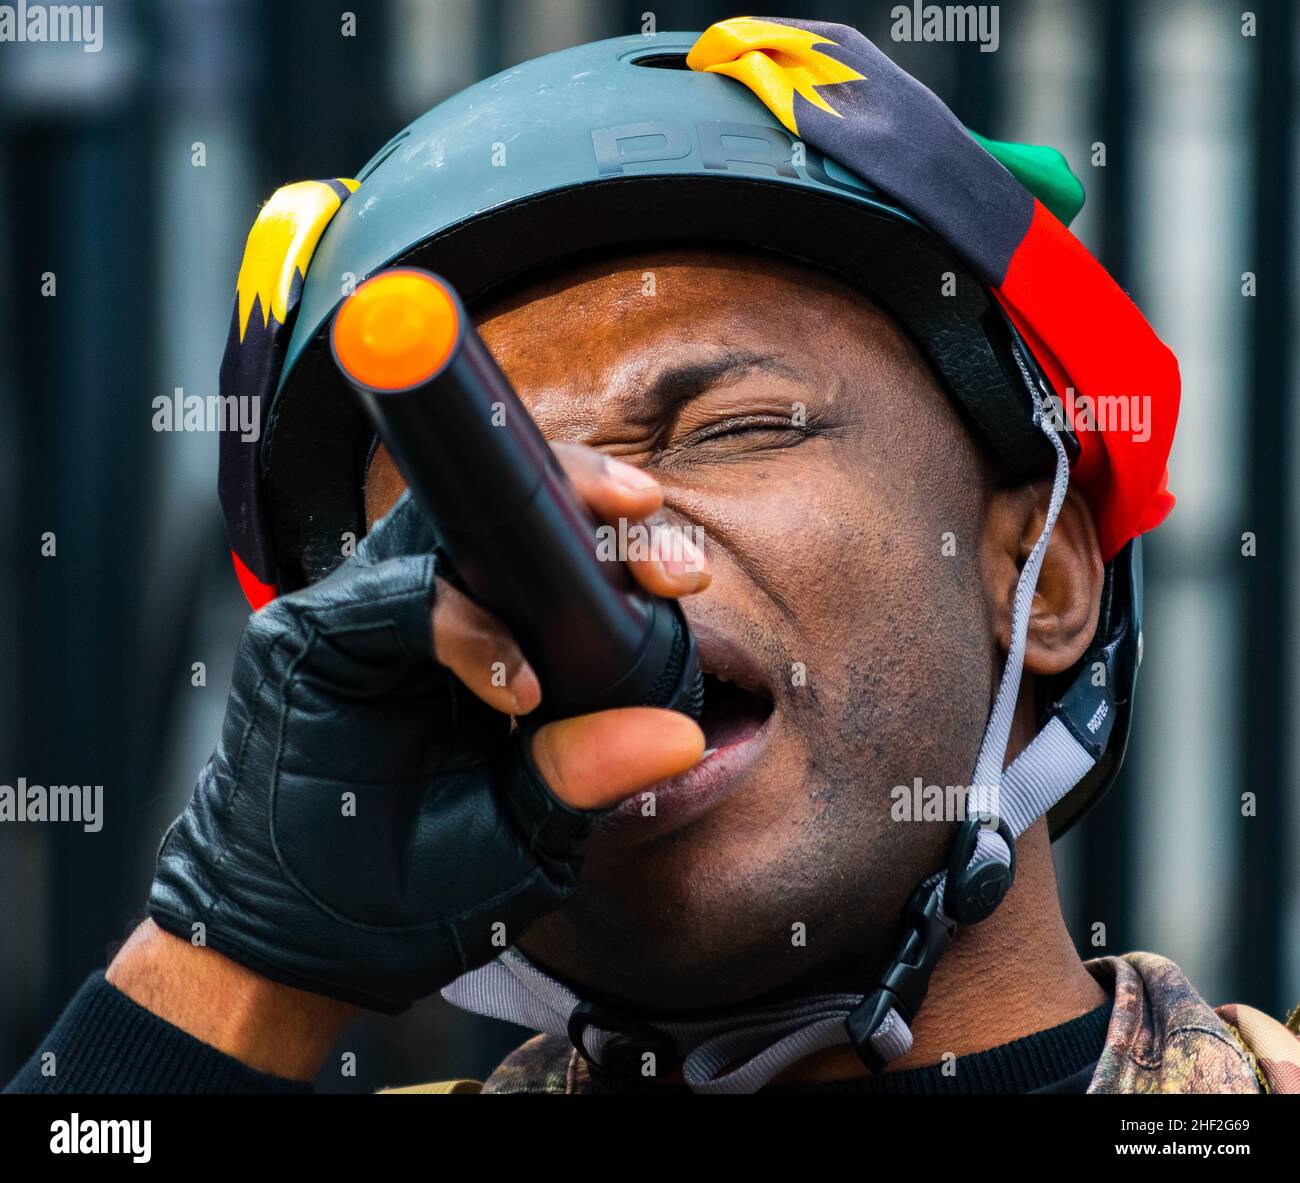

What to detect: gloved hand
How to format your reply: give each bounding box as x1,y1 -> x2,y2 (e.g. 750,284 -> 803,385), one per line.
148,455 -> 707,1014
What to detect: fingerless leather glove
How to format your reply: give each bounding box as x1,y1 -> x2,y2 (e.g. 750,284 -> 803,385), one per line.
149,492 -> 595,1012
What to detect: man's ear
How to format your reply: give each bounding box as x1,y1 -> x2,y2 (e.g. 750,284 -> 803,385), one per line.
981,482 -> 1104,676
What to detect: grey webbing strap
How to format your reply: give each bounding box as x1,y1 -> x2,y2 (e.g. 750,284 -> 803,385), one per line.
442,948 -> 863,1093
970,423 -> 1072,804
443,415 -> 1099,1093
866,1004 -> 914,1063
935,416 -> 1076,925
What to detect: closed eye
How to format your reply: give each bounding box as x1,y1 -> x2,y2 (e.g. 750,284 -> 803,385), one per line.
663,413 -> 815,460
626,347 -> 822,466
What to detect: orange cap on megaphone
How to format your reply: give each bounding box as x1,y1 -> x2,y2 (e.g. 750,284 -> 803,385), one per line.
331,268 -> 460,391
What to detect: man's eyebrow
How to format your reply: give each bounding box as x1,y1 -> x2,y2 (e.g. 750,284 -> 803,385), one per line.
636,349 -> 804,411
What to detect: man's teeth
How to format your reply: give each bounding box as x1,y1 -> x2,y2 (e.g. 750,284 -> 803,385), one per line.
702,748 -> 718,759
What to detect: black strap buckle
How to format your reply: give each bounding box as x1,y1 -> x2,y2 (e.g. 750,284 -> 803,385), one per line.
567,1001 -> 677,1090
847,816 -> 1017,1073
846,880 -> 956,1073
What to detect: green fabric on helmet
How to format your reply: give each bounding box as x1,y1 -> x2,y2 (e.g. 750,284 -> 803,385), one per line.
969,130 -> 1085,226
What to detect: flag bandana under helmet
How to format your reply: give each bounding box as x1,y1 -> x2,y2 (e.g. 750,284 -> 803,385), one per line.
689,16 -> 1178,562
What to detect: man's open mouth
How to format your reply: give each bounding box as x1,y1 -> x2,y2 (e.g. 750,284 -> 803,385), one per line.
696,671 -> 774,756
594,636 -> 776,847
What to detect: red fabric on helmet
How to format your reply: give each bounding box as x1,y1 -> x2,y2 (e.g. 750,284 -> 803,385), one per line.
995,200 -> 1179,559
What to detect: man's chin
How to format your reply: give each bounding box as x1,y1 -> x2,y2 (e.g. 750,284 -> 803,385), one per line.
516,865 -> 813,1015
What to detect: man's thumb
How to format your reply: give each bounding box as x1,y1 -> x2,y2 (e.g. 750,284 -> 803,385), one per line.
529,708 -> 705,811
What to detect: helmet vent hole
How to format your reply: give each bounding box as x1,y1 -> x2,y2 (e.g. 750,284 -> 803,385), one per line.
630,52 -> 689,69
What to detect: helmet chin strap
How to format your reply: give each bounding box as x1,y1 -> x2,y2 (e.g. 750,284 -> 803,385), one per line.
444,412 -> 1099,1093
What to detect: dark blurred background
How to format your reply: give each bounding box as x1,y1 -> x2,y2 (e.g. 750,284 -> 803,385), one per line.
1,0 -> 1296,1091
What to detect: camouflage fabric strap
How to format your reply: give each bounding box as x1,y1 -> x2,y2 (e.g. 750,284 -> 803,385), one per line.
377,1080 -> 483,1095
1216,1003 -> 1300,1094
